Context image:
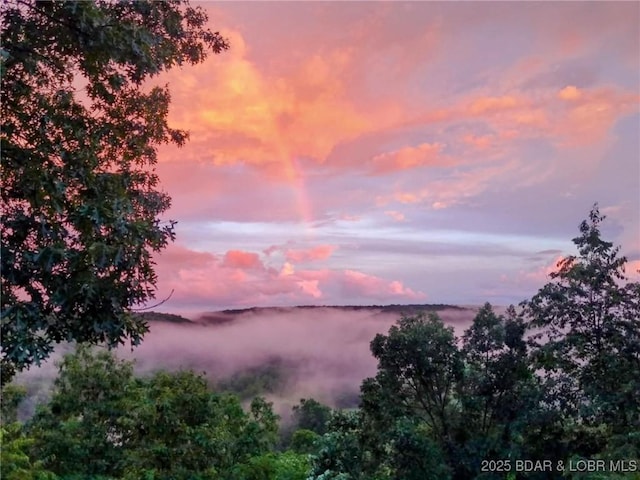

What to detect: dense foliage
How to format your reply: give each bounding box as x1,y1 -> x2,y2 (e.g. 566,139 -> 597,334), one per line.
2,206 -> 638,479
0,0 -> 229,383
4,346 -> 282,480
305,206 -> 639,480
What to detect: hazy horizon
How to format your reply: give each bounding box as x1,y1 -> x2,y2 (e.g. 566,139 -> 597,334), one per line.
15,305 -> 480,420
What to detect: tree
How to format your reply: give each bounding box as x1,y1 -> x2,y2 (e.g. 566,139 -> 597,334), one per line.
386,417 -> 451,480
0,0 -> 229,382
279,398 -> 332,452
230,451 -> 311,480
356,313 -> 461,479
456,303 -> 537,478
291,398 -> 332,436
2,383 -> 57,480
366,312 -> 463,450
27,346 -> 137,478
524,205 -> 640,456
308,408 -> 450,480
289,429 -> 321,455
27,347 -> 280,479
1,422 -> 58,480
308,410 -> 370,480
122,375 -> 278,480
1,383 -> 27,425
357,308 -> 541,479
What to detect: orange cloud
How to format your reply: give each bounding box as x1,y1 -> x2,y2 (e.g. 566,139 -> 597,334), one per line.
468,95 -> 522,115
555,87 -> 639,147
558,85 -> 582,101
458,96 -> 541,142
280,262 -> 295,277
148,6 -> 639,211
390,192 -> 420,205
462,134 -> 494,150
305,78 -> 637,215
444,84 -> 639,154
154,27 -> 401,179
370,142 -> 447,174
378,160 -> 520,210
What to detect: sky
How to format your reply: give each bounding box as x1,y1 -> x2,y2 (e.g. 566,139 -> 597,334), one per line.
145,1 -> 640,315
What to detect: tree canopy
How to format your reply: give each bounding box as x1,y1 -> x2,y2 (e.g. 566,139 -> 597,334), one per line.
0,0 -> 229,382
308,205 -> 639,480
26,346 -> 279,480
524,205 -> 640,459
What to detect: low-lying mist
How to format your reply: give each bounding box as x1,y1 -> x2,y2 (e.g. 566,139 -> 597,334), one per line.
15,306 -> 478,421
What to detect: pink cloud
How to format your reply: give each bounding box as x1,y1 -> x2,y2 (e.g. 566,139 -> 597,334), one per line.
499,253 -> 640,297
417,79 -> 634,156
468,95 -> 523,115
626,260 -> 640,281
389,192 -> 420,205
372,85 -> 638,212
151,25 -> 402,179
496,256 -> 569,294
135,3 -> 638,311
151,244 -> 425,311
222,250 -> 264,270
157,244 -> 217,269
285,245 -> 337,263
384,210 -> 406,222
145,4 -> 638,236
279,262 -> 295,277
523,256 -> 567,283
298,280 -> 322,298
369,142 -> 447,174
378,160 -> 521,210
153,244 -> 293,308
342,270 -> 425,301
150,3 -> 638,182
462,134 -> 494,150
554,87 -> 639,147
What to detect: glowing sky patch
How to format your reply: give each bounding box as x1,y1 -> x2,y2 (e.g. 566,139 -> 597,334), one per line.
146,1 -> 639,314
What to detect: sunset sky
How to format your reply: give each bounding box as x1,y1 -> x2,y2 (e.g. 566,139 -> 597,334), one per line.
147,1 -> 639,314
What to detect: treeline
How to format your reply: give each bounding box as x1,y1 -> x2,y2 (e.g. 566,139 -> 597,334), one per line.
2,207 -> 639,479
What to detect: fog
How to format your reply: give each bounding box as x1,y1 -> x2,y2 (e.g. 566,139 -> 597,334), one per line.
15,306 -> 479,420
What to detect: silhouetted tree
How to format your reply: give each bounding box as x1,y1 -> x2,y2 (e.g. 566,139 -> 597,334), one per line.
524,204 -> 640,459
1,0 -> 229,382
